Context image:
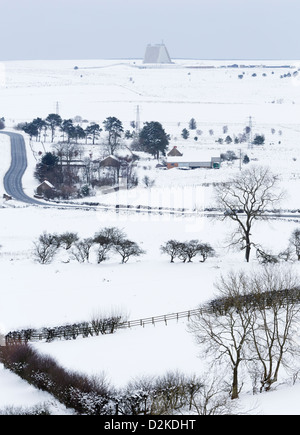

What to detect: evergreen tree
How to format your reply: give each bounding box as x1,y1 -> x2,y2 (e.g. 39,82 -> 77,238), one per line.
0,117 -> 5,130
189,118 -> 197,130
60,119 -> 75,143
225,135 -> 232,144
181,128 -> 189,140
32,117 -> 47,142
139,121 -> 170,159
23,121 -> 39,140
103,116 -> 123,154
85,123 -> 102,144
34,152 -> 59,184
253,134 -> 265,145
46,114 -> 62,143
243,154 -> 250,164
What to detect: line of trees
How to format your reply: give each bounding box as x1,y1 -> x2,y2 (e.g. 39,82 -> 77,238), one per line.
18,114 -> 104,145
18,114 -> 131,156
19,114 -> 171,161
28,223 -> 300,267
5,310 -> 128,345
33,228 -> 145,265
160,240 -> 215,263
32,229 -> 218,266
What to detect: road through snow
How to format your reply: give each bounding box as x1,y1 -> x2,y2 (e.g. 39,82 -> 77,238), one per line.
0,131 -> 42,205
1,131 -> 300,221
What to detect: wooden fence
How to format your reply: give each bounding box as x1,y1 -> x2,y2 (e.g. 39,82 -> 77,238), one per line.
4,308 -> 204,346
123,308 -> 203,329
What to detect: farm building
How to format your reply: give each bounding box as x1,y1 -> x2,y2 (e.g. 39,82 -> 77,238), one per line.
143,43 -> 173,64
35,180 -> 55,197
167,146 -> 183,157
99,155 -> 121,169
166,149 -> 221,170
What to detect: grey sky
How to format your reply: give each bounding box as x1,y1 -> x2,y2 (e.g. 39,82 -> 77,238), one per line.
0,0 -> 299,61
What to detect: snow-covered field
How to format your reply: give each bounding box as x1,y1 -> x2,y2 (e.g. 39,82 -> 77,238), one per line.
1,58 -> 300,414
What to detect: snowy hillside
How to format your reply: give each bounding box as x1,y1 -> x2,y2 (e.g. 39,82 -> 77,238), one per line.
1,58 -> 300,414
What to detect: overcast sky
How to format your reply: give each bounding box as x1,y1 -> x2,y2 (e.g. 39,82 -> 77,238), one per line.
0,0 -> 299,61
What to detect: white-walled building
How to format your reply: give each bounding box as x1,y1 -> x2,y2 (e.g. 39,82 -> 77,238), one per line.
143,43 -> 173,64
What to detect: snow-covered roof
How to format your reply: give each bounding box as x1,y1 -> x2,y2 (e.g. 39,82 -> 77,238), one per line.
100,155 -> 121,167
38,180 -> 55,188
167,151 -> 221,163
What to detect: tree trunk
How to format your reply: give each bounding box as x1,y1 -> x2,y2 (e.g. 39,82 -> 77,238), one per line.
231,366 -> 239,400
245,232 -> 251,262
245,244 -> 251,262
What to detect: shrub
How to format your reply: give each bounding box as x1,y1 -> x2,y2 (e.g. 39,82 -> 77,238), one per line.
57,232 -> 79,250
114,239 -> 145,263
33,232 -> 60,264
93,227 -> 126,263
256,248 -> 279,264
116,372 -> 203,415
71,238 -> 94,263
0,344 -> 113,415
0,404 -> 52,415
253,134 -> 265,145
160,240 -> 215,263
160,240 -> 184,263
5,311 -> 129,345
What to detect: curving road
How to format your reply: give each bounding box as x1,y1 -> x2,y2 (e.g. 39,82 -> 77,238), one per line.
0,131 -> 43,205
1,131 -> 300,221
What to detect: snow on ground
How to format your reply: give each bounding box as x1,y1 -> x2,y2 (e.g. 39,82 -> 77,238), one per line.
34,321 -> 201,389
0,204 -> 300,414
33,322 -> 300,416
0,363 -> 70,414
1,58 -> 300,413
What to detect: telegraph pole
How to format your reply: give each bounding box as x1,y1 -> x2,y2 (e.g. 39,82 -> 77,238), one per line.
135,105 -> 141,135
248,116 -> 253,149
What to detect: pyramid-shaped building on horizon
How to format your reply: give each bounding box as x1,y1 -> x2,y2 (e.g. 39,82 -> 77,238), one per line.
143,43 -> 173,64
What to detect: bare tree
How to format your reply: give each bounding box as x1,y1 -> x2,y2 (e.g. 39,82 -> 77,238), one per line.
33,232 -> 60,264
190,373 -> 238,415
215,166 -> 284,262
189,266 -> 300,399
248,266 -> 300,392
114,239 -> 145,263
160,240 -> 183,263
179,240 -> 202,263
71,238 -> 94,263
188,271 -> 253,400
93,227 -> 126,264
57,232 -> 79,250
289,228 -> 300,261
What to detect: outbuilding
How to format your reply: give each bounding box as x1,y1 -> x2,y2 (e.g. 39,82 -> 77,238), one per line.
166,150 -> 221,170
167,146 -> 183,157
36,180 -> 55,197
